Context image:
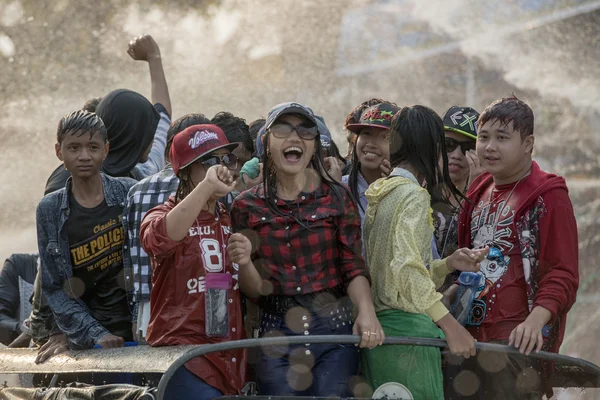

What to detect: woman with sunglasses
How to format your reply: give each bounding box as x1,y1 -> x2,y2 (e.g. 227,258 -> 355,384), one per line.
227,102 -> 383,397
140,124 -> 247,399
435,107 -> 484,293
361,105 -> 487,399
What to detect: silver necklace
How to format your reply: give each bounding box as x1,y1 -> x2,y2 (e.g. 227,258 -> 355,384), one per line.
474,173 -> 527,250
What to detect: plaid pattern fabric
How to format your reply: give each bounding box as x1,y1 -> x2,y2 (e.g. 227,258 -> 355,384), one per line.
231,182 -> 368,296
122,166 -> 179,306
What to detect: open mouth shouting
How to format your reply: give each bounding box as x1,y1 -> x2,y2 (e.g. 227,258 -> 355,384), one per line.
282,146 -> 304,164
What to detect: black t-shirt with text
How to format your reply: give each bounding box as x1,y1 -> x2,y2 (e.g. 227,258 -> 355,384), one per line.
67,197 -> 132,341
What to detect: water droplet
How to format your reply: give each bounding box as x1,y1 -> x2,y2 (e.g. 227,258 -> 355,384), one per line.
1,1 -> 24,27
0,34 -> 16,58
477,350 -> 508,373
453,370 -> 480,397
261,330 -> 288,359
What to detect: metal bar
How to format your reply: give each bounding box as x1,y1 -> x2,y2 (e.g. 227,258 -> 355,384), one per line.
155,335 -> 600,399
0,344 -> 198,374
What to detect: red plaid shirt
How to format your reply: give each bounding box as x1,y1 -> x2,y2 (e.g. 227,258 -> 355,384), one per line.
230,182 -> 368,296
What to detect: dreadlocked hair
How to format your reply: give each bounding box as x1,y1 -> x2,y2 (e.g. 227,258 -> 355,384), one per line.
261,128 -> 358,230
175,167 -> 197,204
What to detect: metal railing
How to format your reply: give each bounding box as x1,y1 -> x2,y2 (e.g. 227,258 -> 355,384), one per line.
156,335 -> 600,400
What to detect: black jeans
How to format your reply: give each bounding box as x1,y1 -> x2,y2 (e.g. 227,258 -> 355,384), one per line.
256,299 -> 359,397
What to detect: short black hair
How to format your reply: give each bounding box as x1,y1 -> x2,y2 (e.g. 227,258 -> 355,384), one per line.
82,97 -> 102,113
324,137 -> 346,165
165,113 -> 211,161
211,111 -> 252,153
248,118 -> 266,146
57,110 -> 107,144
478,95 -> 534,139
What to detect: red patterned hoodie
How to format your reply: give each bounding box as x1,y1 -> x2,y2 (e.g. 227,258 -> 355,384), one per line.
458,161 -> 579,354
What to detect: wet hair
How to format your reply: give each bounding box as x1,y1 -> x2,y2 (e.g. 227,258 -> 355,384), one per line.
389,105 -> 465,210
82,97 -> 102,113
347,99 -> 397,213
478,95 -> 534,139
211,112 -> 253,153
57,110 -> 107,145
261,114 -> 357,228
166,113 -> 211,161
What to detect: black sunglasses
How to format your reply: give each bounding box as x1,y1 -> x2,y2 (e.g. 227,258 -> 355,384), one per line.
445,137 -> 476,155
269,121 -> 318,140
196,153 -> 238,170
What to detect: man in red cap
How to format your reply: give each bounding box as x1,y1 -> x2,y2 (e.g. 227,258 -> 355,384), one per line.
140,124 -> 247,399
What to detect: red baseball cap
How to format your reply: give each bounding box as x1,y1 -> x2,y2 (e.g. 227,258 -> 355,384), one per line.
170,124 -> 238,176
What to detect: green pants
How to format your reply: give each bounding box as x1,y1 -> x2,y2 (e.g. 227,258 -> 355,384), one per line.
361,309 -> 445,400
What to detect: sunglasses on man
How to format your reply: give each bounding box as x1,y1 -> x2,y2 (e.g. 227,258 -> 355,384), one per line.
445,137 -> 476,155
269,121 -> 318,140
195,153 -> 238,170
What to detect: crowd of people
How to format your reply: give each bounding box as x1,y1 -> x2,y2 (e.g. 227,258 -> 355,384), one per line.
0,34 -> 580,400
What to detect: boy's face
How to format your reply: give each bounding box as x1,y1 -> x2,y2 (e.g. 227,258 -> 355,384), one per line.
444,131 -> 475,185
476,119 -> 534,181
56,131 -> 109,179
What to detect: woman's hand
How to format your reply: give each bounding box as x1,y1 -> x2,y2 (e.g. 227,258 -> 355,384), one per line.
202,165 -> 236,199
437,313 -> 477,358
228,233 -> 253,266
380,159 -> 391,177
352,305 -> 385,349
446,247 -> 488,272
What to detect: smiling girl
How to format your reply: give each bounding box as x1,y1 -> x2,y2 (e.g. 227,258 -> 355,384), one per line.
343,101 -> 400,223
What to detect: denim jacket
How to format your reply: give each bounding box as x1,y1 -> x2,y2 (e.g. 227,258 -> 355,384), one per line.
36,173 -> 136,349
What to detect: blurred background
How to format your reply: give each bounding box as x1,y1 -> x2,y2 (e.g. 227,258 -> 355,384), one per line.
1,0 -> 599,397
